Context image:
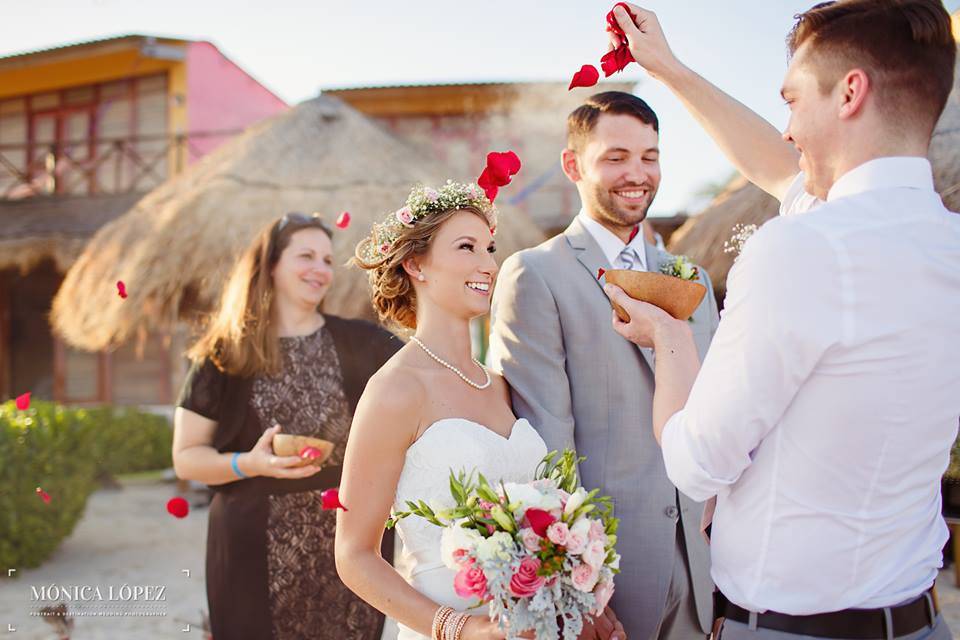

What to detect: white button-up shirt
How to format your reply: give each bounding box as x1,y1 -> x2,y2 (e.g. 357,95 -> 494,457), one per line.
660,157 -> 960,614
577,210 -> 648,271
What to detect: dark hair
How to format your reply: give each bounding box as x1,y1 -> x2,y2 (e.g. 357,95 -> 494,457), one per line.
188,212 -> 333,376
567,91 -> 660,151
787,0 -> 956,135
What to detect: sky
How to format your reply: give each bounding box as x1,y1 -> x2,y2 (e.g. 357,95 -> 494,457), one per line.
3,0 -> 959,216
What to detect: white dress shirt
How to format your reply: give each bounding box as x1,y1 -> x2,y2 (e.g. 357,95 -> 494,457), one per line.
577,210 -> 648,271
660,157 -> 960,614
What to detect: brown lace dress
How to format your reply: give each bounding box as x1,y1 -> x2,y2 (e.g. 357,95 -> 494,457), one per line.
178,315 -> 400,640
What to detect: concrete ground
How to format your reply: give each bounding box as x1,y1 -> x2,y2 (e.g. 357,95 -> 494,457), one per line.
1,477 -> 959,639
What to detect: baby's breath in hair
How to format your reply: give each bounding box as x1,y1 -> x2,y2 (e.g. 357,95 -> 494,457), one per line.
359,181 -> 497,263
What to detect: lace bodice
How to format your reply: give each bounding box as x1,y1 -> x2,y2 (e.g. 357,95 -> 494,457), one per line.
392,418 -> 548,639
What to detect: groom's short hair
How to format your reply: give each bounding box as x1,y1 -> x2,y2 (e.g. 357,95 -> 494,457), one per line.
787,0 -> 956,136
567,92 -> 659,152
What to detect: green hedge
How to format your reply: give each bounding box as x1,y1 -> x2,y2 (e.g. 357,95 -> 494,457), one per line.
0,401 -> 173,571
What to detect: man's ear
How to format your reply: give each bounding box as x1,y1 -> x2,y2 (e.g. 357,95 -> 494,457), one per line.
561,148 -> 582,183
838,68 -> 870,120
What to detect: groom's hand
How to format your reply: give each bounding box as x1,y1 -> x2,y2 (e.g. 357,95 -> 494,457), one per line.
610,3 -> 682,81
604,283 -> 675,349
582,607 -> 627,640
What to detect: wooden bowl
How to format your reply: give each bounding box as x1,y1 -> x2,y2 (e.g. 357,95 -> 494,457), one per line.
272,434 -> 335,467
604,269 -> 707,321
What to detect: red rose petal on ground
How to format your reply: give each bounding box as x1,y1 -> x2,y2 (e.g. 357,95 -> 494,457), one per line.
117,281 -> 128,299
569,64 -> 600,90
628,225 -> 639,242
36,487 -> 51,504
597,268 -> 606,280
299,446 -> 323,461
321,488 -> 348,511
166,496 -> 189,519
335,211 -> 351,229
15,392 -> 31,410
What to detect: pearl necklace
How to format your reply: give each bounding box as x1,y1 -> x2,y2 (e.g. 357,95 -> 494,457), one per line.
410,336 -> 491,390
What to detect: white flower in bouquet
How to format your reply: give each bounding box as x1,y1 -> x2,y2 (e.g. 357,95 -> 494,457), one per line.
476,531 -> 513,563
502,481 -> 562,516
563,487 -> 589,516
440,522 -> 483,570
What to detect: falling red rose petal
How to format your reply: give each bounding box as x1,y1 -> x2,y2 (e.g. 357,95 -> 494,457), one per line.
36,487 -> 51,504
15,392 -> 31,410
477,151 -> 521,204
601,46 -> 633,77
299,446 -> 323,461
628,225 -> 640,242
597,268 -> 606,280
335,211 -> 351,229
117,281 -> 128,299
166,496 -> 189,519
605,2 -> 634,37
569,64 -> 600,91
321,488 -> 348,511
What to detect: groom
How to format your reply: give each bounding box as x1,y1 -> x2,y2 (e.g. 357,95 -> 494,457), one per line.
489,91 -> 719,640
606,2 -> 960,640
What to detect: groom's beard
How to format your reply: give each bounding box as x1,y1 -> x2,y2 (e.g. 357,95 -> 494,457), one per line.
586,181 -> 657,230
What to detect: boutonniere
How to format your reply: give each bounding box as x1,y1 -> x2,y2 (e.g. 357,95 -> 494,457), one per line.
659,255 -> 700,282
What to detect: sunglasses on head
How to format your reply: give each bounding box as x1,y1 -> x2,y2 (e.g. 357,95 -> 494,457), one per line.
275,211 -> 323,234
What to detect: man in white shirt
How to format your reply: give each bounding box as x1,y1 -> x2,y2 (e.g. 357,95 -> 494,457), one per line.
603,2 -> 960,640
490,91 -> 720,640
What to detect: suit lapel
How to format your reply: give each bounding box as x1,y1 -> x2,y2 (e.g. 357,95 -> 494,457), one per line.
564,218 -> 656,372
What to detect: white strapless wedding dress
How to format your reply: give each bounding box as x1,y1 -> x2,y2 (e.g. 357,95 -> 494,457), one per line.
393,417 -> 548,640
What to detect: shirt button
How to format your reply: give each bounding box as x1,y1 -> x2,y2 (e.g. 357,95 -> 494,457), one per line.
665,506 -> 679,519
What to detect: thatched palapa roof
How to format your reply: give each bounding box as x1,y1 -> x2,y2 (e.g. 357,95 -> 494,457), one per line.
669,54 -> 960,301
51,96 -> 544,351
0,192 -> 143,273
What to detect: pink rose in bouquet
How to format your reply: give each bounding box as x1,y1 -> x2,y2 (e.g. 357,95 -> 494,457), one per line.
571,562 -> 601,593
547,522 -> 570,546
509,557 -> 546,598
520,527 -> 541,553
454,559 -> 489,600
592,578 -> 616,615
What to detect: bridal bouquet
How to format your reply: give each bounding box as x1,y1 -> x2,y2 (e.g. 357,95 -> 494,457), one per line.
387,450 -> 620,640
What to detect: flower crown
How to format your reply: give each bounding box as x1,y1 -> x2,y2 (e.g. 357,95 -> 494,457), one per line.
360,180 -> 497,263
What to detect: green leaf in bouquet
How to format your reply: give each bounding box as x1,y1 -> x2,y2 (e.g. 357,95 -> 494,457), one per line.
490,505 -> 516,532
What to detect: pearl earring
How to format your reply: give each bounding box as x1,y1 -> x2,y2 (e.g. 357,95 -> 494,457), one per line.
417,274 -> 426,282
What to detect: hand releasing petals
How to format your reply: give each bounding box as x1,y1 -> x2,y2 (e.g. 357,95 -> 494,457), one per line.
166,497 -> 189,518
321,488 -> 348,511
568,64 -> 600,91
15,392 -> 31,410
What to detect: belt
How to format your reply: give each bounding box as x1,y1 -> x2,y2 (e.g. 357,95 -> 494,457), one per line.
715,588 -> 939,640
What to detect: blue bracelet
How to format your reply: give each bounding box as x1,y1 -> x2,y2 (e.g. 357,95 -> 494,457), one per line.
231,452 -> 248,479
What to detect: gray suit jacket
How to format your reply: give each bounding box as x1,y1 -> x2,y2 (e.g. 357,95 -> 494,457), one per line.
489,217 -> 720,639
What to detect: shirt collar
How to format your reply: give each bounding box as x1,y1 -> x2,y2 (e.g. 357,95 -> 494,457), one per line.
576,210 -> 648,270
827,156 -> 935,203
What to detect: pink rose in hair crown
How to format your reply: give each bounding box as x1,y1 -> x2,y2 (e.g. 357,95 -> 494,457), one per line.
509,557 -> 546,598
454,558 -> 489,600
571,562 -> 601,593
395,206 -> 415,227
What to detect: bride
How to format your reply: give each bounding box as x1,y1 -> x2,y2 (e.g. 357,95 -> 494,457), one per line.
335,182 -> 543,639
335,182 -> 614,640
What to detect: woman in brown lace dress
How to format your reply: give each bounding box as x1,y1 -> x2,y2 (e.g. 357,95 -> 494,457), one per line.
172,213 -> 400,639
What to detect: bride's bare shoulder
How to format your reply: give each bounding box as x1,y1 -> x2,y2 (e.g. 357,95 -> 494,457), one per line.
356,347 -> 427,423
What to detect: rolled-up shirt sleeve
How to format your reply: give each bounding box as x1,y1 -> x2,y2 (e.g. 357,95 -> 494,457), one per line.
660,216 -> 843,502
